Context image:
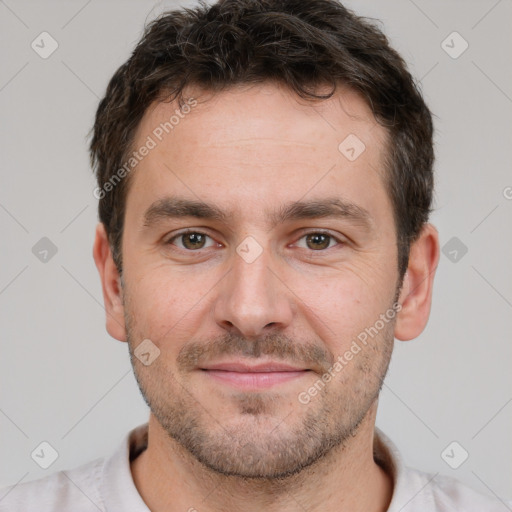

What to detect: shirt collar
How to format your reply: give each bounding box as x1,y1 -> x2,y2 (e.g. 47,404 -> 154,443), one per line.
100,423 -> 150,511
374,427 -> 436,511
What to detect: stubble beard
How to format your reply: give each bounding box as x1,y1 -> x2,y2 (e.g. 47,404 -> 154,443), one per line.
124,290 -> 396,480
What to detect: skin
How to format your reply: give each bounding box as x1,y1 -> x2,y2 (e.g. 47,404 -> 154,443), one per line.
93,82 -> 439,512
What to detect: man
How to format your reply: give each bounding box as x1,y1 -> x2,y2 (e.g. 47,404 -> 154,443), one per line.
1,0 -> 508,510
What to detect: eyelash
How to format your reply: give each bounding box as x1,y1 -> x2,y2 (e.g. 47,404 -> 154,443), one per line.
165,229 -> 345,253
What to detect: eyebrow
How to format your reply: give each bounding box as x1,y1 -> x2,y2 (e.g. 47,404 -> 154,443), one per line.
142,196 -> 373,231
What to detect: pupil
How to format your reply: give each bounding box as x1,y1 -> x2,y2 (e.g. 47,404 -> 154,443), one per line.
185,233 -> 204,249
307,233 -> 329,250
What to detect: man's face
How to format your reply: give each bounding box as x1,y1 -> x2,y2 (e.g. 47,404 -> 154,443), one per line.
120,83 -> 401,478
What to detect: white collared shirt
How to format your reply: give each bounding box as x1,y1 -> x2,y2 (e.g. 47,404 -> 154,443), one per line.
0,423 -> 508,511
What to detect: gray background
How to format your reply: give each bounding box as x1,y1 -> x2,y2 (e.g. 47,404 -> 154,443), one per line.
1,0 -> 511,504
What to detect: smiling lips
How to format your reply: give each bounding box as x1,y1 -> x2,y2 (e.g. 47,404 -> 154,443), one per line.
200,361 -> 310,390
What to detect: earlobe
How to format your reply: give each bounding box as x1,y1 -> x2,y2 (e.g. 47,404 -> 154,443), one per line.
92,223 -> 127,342
394,223 -> 440,342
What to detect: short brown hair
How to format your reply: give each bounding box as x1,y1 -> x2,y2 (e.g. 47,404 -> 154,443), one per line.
89,0 -> 434,279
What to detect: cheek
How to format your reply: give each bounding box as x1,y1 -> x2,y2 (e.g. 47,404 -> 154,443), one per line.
290,265 -> 393,348
124,267 -> 210,346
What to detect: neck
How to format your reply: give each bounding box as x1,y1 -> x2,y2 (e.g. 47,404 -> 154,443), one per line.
131,404 -> 393,512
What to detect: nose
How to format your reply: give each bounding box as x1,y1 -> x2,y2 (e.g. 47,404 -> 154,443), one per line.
213,244 -> 294,338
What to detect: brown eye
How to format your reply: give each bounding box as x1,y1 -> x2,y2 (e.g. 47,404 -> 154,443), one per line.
295,232 -> 342,251
181,233 -> 206,250
305,233 -> 331,250
168,231 -> 216,251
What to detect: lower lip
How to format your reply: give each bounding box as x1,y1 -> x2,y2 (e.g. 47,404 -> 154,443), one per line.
202,370 -> 309,390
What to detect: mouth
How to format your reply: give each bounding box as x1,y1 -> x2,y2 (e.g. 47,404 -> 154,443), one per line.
199,361 -> 311,390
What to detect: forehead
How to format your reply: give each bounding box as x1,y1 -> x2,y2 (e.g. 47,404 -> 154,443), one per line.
125,82 -> 392,229
141,82 -> 384,152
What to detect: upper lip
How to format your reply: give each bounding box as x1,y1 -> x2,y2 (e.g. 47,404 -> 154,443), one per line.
200,361 -> 308,372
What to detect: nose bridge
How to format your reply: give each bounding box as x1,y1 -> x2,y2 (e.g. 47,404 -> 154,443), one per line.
214,241 -> 293,337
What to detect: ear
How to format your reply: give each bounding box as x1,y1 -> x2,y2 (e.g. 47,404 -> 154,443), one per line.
92,223 -> 127,342
394,223 -> 440,341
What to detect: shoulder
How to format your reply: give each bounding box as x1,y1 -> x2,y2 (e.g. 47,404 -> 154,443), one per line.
396,465 -> 511,511
374,429 -> 511,512
0,456 -> 105,512
0,423 -> 149,512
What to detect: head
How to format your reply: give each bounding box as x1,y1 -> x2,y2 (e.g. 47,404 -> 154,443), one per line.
91,0 -> 439,479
